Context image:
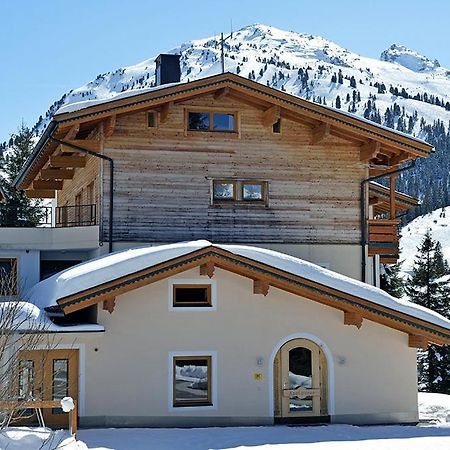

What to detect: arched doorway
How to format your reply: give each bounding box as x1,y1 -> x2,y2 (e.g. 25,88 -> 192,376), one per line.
273,338 -> 328,421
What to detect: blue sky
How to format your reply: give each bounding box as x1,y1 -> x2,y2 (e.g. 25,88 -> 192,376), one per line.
1,0 -> 449,143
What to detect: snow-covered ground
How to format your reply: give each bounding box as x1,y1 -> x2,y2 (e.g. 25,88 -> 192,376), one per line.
2,393 -> 450,450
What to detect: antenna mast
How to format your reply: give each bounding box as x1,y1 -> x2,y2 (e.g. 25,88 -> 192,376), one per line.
220,29 -> 233,74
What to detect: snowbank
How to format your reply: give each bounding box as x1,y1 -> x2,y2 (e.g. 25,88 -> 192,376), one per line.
0,428 -> 85,450
419,392 -> 450,424
27,240 -> 450,331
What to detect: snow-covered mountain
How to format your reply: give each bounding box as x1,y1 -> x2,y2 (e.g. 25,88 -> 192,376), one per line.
400,206 -> 450,275
3,24 -> 450,219
26,24 -> 450,140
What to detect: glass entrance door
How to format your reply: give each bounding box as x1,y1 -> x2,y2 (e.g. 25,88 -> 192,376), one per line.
280,339 -> 321,417
17,349 -> 78,427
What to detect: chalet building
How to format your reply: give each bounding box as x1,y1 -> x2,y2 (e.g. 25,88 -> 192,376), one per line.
1,55 -> 449,428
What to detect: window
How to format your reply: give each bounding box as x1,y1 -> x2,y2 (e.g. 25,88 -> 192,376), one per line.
211,180 -> 268,205
173,284 -> 211,308
173,356 -> 212,407
272,118 -> 281,134
147,111 -> 157,128
213,181 -> 236,201
0,258 -> 17,295
213,113 -> 234,131
188,111 -> 236,132
242,182 -> 264,201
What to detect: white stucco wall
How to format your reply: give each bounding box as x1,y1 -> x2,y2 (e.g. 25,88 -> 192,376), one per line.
58,267 -> 418,426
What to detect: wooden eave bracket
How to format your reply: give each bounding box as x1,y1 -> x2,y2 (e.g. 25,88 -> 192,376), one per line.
360,140 -> 381,162
25,189 -> 55,199
408,334 -> 428,350
253,279 -> 269,296
200,261 -> 215,278
102,297 -> 116,314
262,105 -> 281,127
344,311 -> 363,329
104,114 -> 117,138
310,122 -> 331,145
160,101 -> 173,123
60,139 -> 101,153
50,156 -> 87,168
40,168 -> 75,180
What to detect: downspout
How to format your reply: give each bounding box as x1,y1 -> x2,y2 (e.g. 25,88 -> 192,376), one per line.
50,137 -> 114,254
360,160 -> 416,283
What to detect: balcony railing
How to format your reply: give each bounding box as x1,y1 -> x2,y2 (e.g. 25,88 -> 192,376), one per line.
0,204 -> 97,228
367,219 -> 400,264
55,204 -> 97,227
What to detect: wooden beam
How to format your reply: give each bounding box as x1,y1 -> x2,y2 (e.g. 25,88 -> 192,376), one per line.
33,180 -> 64,190
409,334 -> 428,350
160,102 -> 173,123
60,139 -> 101,153
50,156 -> 87,168
214,87 -> 230,100
262,105 -> 281,127
25,189 -> 55,199
253,279 -> 269,296
40,168 -> 74,180
390,152 -> 410,166
310,122 -> 331,145
64,124 -> 80,139
102,297 -> 116,314
104,114 -> 116,138
390,174 -> 396,219
344,311 -> 363,329
200,261 -> 215,278
360,140 -> 381,162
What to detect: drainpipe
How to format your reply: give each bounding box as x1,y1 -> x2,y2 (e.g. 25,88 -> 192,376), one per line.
50,137 -> 114,254
360,160 -> 416,283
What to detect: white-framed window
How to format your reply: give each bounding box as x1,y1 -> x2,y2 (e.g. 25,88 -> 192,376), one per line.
168,351 -> 217,411
168,279 -> 217,311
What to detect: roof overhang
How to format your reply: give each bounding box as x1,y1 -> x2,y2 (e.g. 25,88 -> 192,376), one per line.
14,72 -> 433,192
52,245 -> 450,346
369,181 -> 419,215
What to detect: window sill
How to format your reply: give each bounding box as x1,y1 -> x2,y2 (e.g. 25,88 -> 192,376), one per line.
187,130 -> 239,139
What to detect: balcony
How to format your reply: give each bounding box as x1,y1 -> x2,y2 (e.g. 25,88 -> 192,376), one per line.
367,219 -> 400,264
0,204 -> 97,228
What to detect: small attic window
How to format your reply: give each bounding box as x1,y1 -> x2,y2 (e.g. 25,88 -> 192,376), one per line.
147,111 -> 157,128
272,118 -> 281,134
173,284 -> 212,307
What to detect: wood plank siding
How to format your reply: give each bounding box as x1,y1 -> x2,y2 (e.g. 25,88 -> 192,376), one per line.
90,93 -> 366,244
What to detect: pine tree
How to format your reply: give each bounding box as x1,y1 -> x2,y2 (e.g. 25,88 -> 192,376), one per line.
380,262 -> 404,298
0,123 -> 44,226
405,230 -> 450,393
335,95 -> 341,109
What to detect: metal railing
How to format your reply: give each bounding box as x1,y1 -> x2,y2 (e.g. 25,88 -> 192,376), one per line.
0,204 -> 97,228
55,204 -> 97,227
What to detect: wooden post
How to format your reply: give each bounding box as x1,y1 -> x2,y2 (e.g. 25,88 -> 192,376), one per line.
389,174 -> 396,219
69,401 -> 78,437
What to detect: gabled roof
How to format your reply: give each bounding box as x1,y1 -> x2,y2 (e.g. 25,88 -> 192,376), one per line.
15,72 -> 433,191
27,240 -> 450,345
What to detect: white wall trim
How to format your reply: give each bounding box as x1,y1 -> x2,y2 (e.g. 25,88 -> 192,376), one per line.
168,350 -> 218,412
35,342 -> 86,416
268,333 -> 335,417
168,278 -> 217,312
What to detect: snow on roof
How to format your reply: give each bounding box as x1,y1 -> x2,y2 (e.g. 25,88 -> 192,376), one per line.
27,240 -> 450,331
55,81 -> 185,115
0,301 -> 104,333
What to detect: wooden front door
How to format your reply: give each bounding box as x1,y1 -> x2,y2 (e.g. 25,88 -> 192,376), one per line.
18,349 -> 79,427
276,339 -> 324,418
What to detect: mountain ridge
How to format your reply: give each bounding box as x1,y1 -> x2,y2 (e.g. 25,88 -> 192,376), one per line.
3,23 -> 450,221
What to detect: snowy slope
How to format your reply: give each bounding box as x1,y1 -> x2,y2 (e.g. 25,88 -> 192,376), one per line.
19,23 -> 450,141
400,206 -> 450,274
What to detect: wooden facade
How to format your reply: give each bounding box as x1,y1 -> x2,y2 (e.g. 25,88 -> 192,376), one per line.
99,94 -> 364,243
14,73 -> 433,256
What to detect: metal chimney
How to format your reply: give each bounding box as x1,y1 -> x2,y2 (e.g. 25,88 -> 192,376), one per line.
155,54 -> 181,86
